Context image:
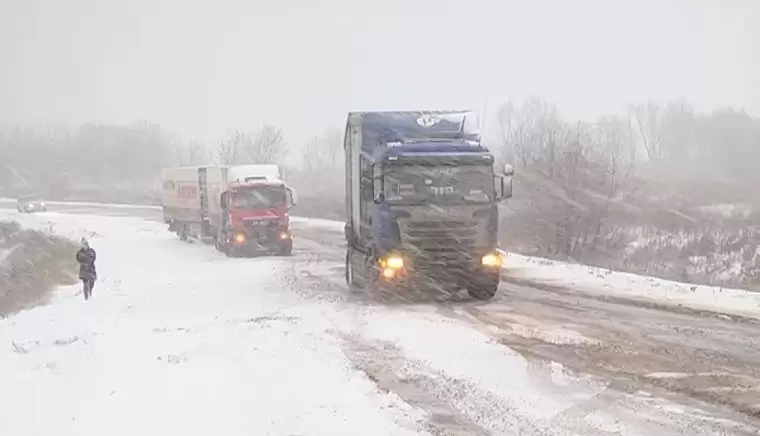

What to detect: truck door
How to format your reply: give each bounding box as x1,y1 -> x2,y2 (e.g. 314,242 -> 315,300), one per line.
359,157 -> 373,247
198,168 -> 210,236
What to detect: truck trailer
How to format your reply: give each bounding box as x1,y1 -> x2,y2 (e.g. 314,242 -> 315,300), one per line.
343,111 -> 513,300
161,164 -> 296,257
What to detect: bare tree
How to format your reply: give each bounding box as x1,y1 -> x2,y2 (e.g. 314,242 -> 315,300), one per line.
632,101 -> 663,161
496,101 -> 518,166
496,97 -> 564,171
496,98 -> 639,260
216,130 -> 249,165
303,127 -> 342,184
248,124 -> 287,164
658,99 -> 695,162
215,126 -> 286,165
174,140 -> 211,166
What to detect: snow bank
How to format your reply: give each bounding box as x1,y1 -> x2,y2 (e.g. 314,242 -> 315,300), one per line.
0,219 -> 79,316
503,252 -> 760,320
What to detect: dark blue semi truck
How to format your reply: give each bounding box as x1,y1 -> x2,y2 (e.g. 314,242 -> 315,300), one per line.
343,110 -> 513,300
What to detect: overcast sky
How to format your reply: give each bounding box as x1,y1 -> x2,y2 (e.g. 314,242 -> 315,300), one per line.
0,0 -> 757,145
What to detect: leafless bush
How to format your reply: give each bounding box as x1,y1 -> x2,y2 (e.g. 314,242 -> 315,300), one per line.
0,221 -> 79,317
496,98 -> 637,261
621,225 -> 760,289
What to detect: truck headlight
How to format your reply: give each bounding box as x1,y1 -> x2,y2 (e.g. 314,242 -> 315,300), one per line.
387,256 -> 404,269
381,255 -> 404,270
481,252 -> 503,268
233,233 -> 246,244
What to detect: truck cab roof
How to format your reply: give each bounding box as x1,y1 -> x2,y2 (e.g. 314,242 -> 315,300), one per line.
228,178 -> 286,189
348,110 -> 480,141
346,110 -> 489,162
227,164 -> 282,183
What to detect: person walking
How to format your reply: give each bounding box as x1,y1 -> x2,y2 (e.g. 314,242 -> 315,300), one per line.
76,238 -> 97,300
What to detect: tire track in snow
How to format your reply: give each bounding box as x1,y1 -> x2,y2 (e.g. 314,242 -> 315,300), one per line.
336,331 -> 566,436
289,238 -> 563,434
337,332 -> 488,436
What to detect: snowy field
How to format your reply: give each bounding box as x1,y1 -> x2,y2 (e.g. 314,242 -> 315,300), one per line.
1,209 -> 758,435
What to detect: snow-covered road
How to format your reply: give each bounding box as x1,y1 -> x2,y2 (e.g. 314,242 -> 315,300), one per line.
1,204 -> 759,435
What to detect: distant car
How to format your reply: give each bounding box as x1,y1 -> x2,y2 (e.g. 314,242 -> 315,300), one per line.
16,195 -> 47,213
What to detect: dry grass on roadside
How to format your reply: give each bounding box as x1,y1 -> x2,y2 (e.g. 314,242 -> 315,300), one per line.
0,221 -> 79,317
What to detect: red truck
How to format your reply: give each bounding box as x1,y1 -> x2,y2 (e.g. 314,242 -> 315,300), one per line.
160,164 -> 296,257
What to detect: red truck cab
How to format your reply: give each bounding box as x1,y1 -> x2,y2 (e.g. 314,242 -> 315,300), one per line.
217,180 -> 295,257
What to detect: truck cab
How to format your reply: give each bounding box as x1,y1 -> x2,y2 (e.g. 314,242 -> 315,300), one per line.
344,111 -> 513,300
217,175 -> 296,257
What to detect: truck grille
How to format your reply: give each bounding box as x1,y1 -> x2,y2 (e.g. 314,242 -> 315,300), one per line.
243,218 -> 278,229
402,220 -> 479,259
242,219 -> 280,238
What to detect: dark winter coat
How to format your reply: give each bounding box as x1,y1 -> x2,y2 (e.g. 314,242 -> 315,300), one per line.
76,247 -> 97,280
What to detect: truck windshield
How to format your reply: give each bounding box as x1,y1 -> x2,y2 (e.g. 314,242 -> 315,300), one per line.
232,186 -> 285,209
383,164 -> 494,205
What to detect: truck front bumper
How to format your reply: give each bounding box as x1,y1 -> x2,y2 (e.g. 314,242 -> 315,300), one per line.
228,229 -> 292,255
373,251 -> 503,289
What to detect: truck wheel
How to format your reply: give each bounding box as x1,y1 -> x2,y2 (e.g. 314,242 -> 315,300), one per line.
467,277 -> 499,301
278,240 -> 293,256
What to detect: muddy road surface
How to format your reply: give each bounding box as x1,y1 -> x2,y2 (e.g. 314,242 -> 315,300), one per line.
293,220 -> 760,434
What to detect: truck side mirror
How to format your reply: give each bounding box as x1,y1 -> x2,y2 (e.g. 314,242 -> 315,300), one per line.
220,192 -> 229,210
372,164 -> 383,202
502,176 -> 513,199
495,175 -> 513,201
503,164 -> 514,177
286,187 -> 297,208
373,178 -> 383,203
